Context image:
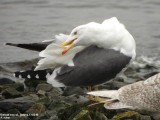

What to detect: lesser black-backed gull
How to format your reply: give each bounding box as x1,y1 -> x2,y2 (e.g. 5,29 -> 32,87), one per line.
6,17 -> 136,88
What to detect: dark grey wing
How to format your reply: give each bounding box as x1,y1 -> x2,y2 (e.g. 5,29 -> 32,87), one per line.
56,45 -> 131,86
5,42 -> 52,52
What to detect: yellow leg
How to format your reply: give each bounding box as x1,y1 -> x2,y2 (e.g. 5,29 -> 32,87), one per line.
88,86 -> 92,92
87,86 -> 95,101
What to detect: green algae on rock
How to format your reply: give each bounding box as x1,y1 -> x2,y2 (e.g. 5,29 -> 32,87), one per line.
72,110 -> 92,120
25,103 -> 46,119
36,83 -> 53,92
112,111 -> 141,120
2,88 -> 22,98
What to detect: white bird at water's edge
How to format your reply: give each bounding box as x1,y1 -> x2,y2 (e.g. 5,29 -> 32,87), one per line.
6,17 -> 136,88
88,73 -> 160,119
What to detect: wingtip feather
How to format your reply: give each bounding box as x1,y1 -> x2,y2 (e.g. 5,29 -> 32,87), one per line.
87,90 -> 119,100
4,43 -> 17,46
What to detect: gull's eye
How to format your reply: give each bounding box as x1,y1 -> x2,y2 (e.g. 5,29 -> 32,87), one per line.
73,31 -> 77,35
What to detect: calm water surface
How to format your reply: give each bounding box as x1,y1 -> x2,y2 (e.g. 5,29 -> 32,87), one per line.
0,0 -> 160,63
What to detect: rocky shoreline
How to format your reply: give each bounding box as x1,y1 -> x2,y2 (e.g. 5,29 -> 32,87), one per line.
0,56 -> 160,120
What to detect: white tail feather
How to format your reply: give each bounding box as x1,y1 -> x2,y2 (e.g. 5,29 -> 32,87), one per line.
35,57 -> 57,70
42,39 -> 55,43
87,90 -> 119,100
36,33 -> 84,70
35,43 -> 85,70
42,34 -> 69,43
55,34 -> 69,43
39,43 -> 63,57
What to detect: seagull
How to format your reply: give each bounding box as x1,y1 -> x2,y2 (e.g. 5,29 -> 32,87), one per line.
6,17 -> 136,90
88,73 -> 160,119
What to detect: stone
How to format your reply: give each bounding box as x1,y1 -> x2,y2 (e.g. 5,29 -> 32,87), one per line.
0,96 -> 35,112
29,94 -> 39,101
93,111 -> 108,120
25,103 -> 46,117
99,80 -> 128,90
0,94 -> 4,100
62,87 -> 86,96
143,71 -> 159,79
2,88 -> 22,98
64,95 -> 88,104
24,79 -> 44,92
39,109 -> 61,120
7,108 -> 20,114
37,96 -> 50,106
9,116 -> 30,120
140,115 -> 151,120
1,56 -> 158,120
13,83 -> 24,92
0,77 -> 15,85
36,83 -> 53,92
48,99 -> 71,111
112,111 -> 141,120
57,103 -> 89,120
46,87 -> 62,98
37,90 -> 46,97
0,83 -> 24,93
72,110 -> 92,120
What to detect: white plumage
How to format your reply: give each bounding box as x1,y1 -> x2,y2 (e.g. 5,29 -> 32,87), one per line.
35,17 -> 136,71
35,44 -> 85,70
7,17 -> 136,88
33,17 -> 136,87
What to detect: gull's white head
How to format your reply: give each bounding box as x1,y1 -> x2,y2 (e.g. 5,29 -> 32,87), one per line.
61,17 -> 136,59
62,22 -> 101,46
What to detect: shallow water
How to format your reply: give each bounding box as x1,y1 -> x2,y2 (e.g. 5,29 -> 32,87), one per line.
0,0 -> 160,63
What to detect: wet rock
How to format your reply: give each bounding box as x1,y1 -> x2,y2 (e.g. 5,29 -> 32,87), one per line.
8,58 -> 39,71
62,87 -> 86,96
45,110 -> 59,120
0,109 -> 3,113
99,80 -> 128,90
0,56 -> 159,119
72,110 -> 92,120
143,71 -> 159,79
10,116 -> 30,120
6,109 -> 30,120
37,96 -> 50,106
0,83 -> 24,93
64,95 -> 88,104
37,90 -> 46,96
93,111 -> 108,120
48,99 -> 71,111
57,102 -> 90,120
25,103 -> 46,118
0,96 -> 35,112
7,108 -> 20,114
36,83 -> 53,92
24,79 -> 38,90
0,86 -> 4,93
13,83 -> 24,92
112,111 -> 141,120
0,77 -> 15,85
140,115 -> 151,120
2,88 -> 22,98
29,94 -> 39,101
24,79 -> 44,92
46,87 -> 62,98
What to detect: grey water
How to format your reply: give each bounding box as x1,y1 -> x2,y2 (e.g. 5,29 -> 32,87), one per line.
0,0 -> 160,63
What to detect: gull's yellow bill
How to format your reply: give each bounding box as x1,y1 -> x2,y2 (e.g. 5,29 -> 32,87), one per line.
60,38 -> 77,55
